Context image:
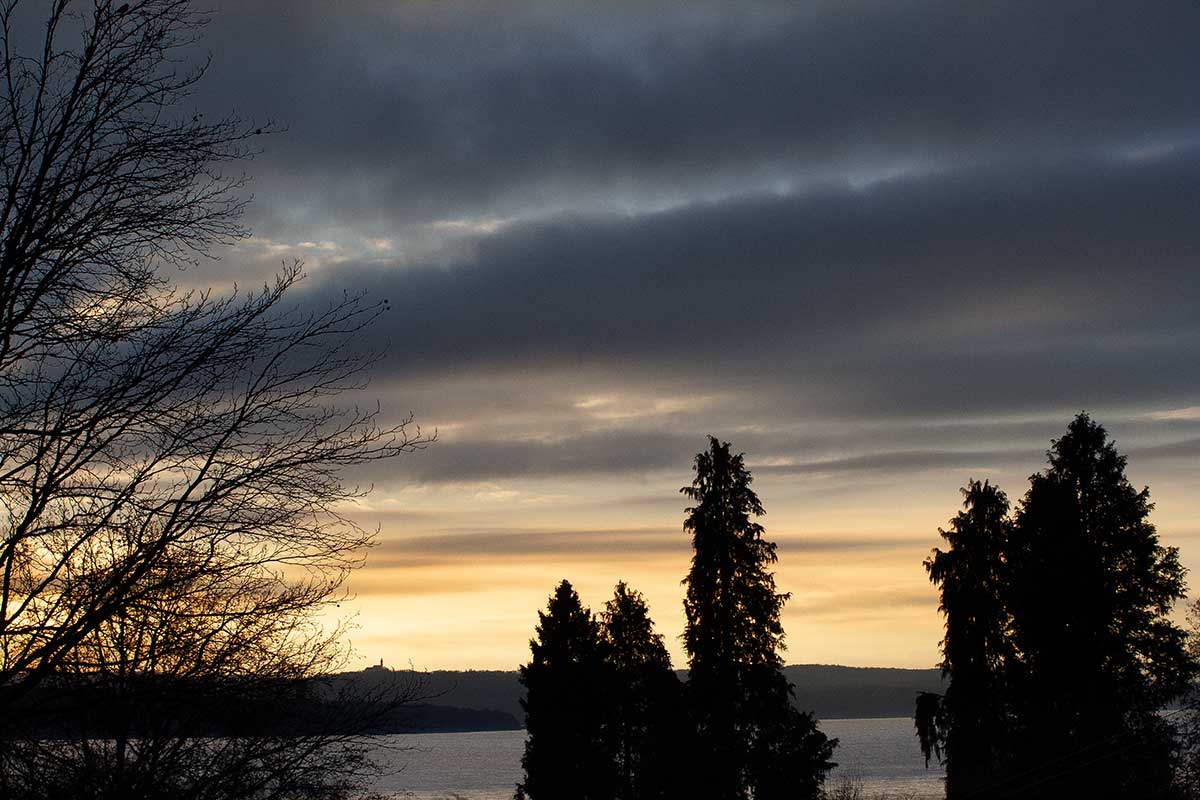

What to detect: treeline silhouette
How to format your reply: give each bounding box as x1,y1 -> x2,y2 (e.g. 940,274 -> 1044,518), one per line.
518,418 -> 1200,800
918,413 -> 1198,800
408,665 -> 945,721
3,671 -> 515,739
517,438 -> 835,800
0,667 -> 424,800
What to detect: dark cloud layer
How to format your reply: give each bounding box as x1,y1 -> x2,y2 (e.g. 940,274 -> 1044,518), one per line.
201,1 -> 1200,232
182,1 -> 1200,487
387,425 -> 1200,487
395,430 -> 697,483
127,2 -> 1200,667
309,150 -> 1200,419
370,527 -> 931,568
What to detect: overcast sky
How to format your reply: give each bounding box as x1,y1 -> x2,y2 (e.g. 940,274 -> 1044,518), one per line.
192,1 -> 1200,669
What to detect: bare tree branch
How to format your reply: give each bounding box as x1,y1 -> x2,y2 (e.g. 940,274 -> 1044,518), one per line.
0,5 -> 433,796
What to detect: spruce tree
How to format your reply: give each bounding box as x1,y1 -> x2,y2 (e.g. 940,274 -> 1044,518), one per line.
681,437 -> 835,800
599,583 -> 690,800
518,580 -> 612,800
1005,413 -> 1193,799
918,480 -> 1014,799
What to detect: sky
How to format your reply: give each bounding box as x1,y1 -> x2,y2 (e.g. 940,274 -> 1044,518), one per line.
185,0 -> 1200,670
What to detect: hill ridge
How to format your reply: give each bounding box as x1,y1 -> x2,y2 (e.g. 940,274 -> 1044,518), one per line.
359,663 -> 945,721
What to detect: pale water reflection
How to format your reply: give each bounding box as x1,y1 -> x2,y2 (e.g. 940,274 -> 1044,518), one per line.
366,718 -> 944,799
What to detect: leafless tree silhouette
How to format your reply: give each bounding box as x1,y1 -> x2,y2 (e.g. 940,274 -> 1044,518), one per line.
1,549 -> 424,799
0,2 -> 430,795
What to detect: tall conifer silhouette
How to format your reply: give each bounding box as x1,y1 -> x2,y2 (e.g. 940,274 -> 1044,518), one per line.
518,580 -> 612,800
600,583 -> 690,800
1005,413 -> 1193,799
919,415 -> 1197,799
681,437 -> 834,800
919,480 -> 1014,799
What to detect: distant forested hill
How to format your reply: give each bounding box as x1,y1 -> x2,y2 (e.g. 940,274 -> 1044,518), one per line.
14,666 -> 939,738
386,665 -> 944,722
782,664 -> 945,719
417,670 -> 525,718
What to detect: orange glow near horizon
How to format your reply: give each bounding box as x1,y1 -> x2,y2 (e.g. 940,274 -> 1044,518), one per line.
328,447 -> 1200,673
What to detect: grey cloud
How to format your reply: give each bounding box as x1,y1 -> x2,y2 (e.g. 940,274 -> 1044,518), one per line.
1130,437 -> 1200,461
173,1 -> 1200,492
757,448 -> 1029,477
309,149 -> 1200,420
371,527 -> 687,566
777,535 -> 934,554
791,586 -> 935,618
196,1 -> 1200,234
394,429 -> 697,483
369,526 -> 933,567
385,431 -> 1026,486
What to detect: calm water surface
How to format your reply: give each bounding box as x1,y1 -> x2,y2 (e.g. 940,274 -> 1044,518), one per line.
367,717 -> 944,799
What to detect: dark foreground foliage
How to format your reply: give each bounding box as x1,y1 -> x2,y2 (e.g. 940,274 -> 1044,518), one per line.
682,437 -> 835,800
918,413 -> 1194,800
0,669 -> 422,800
518,438 -> 834,800
0,1 -> 427,797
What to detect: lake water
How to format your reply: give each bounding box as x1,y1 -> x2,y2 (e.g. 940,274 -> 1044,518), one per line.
367,717 -> 944,799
